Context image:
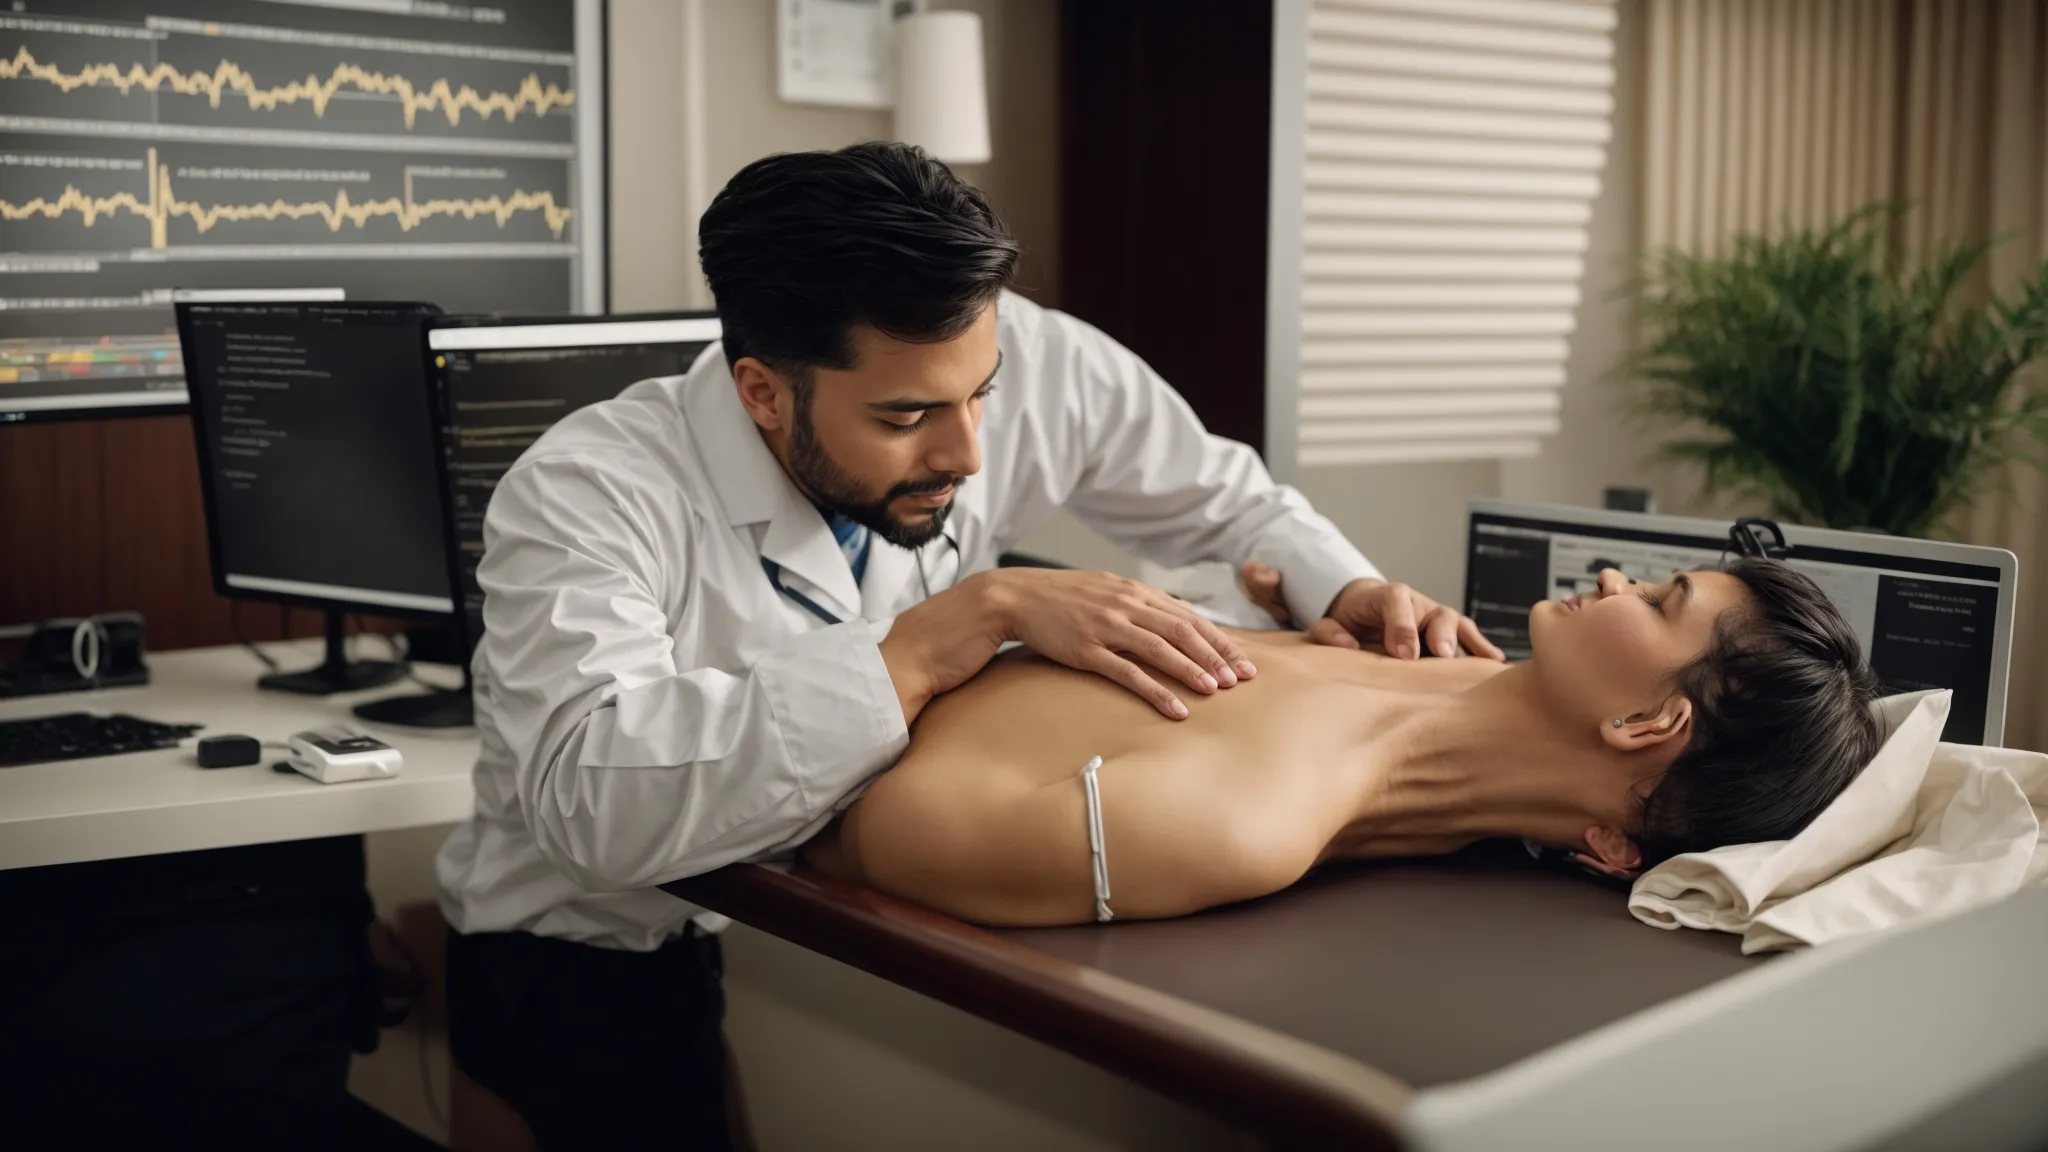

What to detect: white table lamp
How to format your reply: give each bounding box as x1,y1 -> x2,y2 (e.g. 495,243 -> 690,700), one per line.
893,10 -> 991,165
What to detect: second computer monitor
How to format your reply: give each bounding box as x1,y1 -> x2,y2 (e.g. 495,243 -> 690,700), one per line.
178,299 -> 455,695
180,300 -> 455,618
425,313 -> 722,634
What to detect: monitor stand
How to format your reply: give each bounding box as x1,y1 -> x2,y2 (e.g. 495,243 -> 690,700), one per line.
353,610 -> 477,729
258,610 -> 406,695
353,672 -> 474,730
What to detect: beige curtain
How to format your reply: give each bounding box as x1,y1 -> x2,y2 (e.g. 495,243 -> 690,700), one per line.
1642,0 -> 2048,751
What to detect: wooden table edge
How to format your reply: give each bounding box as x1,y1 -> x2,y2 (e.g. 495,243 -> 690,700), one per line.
668,863 -> 1413,1148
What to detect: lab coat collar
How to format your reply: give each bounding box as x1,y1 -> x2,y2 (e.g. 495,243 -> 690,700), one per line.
682,362 -> 786,529
758,491 -> 865,622
682,361 -> 865,621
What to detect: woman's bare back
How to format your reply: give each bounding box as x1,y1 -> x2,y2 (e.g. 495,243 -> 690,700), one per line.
806,629 -> 1506,925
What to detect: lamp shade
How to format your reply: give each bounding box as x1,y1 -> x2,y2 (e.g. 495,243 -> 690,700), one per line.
893,11 -> 991,164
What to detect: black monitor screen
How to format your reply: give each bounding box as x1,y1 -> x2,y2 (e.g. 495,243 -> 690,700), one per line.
180,301 -> 454,616
428,315 -> 719,631
1464,510 -> 2005,745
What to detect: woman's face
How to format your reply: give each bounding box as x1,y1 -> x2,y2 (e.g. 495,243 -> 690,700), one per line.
1527,567 -> 1752,728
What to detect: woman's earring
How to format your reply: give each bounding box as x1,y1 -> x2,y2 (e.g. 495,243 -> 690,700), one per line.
1611,718 -> 1625,728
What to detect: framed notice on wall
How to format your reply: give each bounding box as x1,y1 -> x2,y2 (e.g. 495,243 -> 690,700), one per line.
776,0 -> 903,109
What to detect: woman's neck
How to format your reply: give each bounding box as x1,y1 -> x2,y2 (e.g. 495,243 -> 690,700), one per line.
1323,664 -> 1642,862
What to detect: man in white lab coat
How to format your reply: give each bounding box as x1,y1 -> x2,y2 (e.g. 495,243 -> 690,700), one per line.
436,141 -> 1501,1148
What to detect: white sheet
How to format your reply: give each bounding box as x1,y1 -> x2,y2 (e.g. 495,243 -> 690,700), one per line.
1629,689 -> 2048,953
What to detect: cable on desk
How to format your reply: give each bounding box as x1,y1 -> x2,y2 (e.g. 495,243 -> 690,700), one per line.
367,627 -> 442,692
230,601 -> 280,673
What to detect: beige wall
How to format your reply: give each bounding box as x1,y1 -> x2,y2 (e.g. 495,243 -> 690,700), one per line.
604,0 -> 697,312
607,0 -> 1060,314
1500,0 -> 1681,518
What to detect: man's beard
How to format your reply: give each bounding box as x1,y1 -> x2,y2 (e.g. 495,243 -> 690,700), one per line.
788,409 -> 960,550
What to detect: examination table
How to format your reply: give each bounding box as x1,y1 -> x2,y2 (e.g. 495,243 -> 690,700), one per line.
668,840 -> 2048,1150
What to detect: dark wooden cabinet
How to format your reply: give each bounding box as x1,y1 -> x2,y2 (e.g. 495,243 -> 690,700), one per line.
0,416 -> 307,650
1059,0 -> 1275,453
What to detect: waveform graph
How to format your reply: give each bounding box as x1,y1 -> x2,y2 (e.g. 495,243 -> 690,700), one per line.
0,15 -> 159,130
0,137 -> 575,257
1,11 -> 576,149
0,146 -> 155,255
1,0 -> 592,419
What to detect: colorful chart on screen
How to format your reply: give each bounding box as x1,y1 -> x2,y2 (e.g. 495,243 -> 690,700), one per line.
0,0 -> 600,420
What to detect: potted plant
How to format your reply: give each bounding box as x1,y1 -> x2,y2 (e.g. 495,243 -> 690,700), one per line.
1624,205 -> 2048,538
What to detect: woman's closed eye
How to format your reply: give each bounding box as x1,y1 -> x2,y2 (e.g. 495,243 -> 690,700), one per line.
1636,572 -> 1692,613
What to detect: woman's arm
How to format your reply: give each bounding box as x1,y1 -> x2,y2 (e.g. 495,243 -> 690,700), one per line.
812,745 -> 1313,926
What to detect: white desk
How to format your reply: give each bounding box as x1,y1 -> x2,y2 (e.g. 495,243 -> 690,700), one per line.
0,640 -> 480,871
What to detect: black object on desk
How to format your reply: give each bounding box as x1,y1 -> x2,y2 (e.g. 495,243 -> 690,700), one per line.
0,613 -> 151,699
0,712 -> 203,768
196,734 -> 263,769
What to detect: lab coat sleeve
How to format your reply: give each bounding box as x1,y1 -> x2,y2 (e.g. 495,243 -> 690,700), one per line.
478,459 -> 909,893
1052,314 -> 1383,627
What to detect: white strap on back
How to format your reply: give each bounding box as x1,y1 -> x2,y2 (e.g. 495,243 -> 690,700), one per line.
1081,755 -> 1113,922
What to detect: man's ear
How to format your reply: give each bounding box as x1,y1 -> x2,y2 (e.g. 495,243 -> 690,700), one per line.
1577,825 -> 1643,879
1598,693 -> 1694,753
733,357 -> 791,432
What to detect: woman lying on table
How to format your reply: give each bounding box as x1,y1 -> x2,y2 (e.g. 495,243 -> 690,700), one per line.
804,558 -> 1884,926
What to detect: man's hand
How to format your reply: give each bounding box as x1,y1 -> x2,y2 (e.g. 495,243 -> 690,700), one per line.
996,568 -> 1257,718
881,568 -> 1257,725
1238,562 -> 1506,661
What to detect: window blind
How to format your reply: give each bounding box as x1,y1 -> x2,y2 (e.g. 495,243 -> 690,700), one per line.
1268,0 -> 1619,470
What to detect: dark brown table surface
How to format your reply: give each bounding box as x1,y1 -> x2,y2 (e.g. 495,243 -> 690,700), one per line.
668,843 -> 1762,1147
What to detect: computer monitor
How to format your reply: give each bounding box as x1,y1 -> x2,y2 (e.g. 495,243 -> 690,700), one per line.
363,312 -> 721,728
1463,498 -> 2019,747
177,299 -> 454,696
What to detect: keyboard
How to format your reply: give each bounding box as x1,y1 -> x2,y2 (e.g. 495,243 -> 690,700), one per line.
0,665 -> 150,700
0,712 -> 203,769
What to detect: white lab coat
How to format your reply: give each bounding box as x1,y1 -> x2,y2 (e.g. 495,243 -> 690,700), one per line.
435,290 -> 1380,951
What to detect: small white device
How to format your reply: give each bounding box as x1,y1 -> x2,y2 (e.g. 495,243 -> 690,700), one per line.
285,725 -> 404,784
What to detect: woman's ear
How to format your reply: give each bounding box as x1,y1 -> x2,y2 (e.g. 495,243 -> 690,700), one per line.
1576,825 -> 1643,879
1598,694 -> 1694,753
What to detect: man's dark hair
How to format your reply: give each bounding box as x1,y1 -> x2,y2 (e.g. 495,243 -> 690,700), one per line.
1636,558 -> 1886,864
697,141 -> 1018,401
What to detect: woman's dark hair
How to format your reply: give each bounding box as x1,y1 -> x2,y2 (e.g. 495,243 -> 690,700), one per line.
1636,558 -> 1886,864
697,141 -> 1018,397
